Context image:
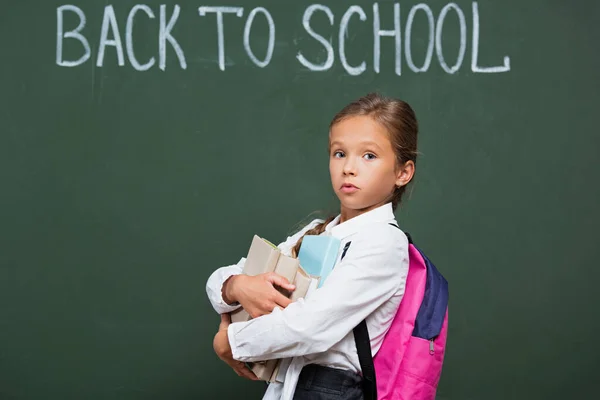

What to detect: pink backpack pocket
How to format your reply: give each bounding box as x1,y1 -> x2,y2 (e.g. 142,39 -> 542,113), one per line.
395,310 -> 448,399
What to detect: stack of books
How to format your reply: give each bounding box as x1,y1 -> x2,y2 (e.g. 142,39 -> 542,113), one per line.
230,233 -> 341,382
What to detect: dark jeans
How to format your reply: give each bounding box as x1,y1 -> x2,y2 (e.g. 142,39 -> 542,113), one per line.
293,364 -> 364,400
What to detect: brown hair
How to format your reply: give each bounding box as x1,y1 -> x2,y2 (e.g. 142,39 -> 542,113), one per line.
291,92 -> 419,257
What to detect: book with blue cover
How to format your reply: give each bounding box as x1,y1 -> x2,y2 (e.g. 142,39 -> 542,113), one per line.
298,235 -> 341,288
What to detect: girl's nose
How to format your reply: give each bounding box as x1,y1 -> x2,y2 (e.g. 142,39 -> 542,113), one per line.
343,157 -> 357,176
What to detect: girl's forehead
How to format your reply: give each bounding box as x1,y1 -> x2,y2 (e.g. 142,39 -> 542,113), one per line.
329,116 -> 391,145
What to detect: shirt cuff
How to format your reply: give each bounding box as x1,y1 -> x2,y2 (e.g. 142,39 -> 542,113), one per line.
216,272 -> 243,312
206,257 -> 246,314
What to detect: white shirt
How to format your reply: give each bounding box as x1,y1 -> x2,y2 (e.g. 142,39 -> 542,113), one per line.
205,203 -> 409,400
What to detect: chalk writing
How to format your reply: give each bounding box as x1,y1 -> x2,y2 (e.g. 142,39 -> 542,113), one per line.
126,5 -> 156,71
243,7 -> 275,68
56,2 -> 511,74
436,3 -> 466,74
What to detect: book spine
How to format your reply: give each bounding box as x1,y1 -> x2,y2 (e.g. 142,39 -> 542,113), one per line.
250,359 -> 280,382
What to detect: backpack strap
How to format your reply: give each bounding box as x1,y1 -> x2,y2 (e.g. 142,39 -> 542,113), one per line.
389,222 -> 412,244
353,321 -> 377,400
353,223 -> 408,400
341,241 -> 352,260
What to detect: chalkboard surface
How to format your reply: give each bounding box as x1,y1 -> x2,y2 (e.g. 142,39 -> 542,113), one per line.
1,1 -> 599,399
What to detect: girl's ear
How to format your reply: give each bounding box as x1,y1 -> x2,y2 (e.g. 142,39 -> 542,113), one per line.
395,160 -> 415,188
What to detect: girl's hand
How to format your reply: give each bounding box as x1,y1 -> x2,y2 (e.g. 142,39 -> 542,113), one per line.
223,273 -> 295,318
213,314 -> 259,381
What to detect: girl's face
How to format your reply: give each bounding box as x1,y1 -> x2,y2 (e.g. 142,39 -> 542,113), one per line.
329,115 -> 410,223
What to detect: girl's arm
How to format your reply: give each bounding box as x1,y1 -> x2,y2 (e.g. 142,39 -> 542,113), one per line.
227,225 -> 409,362
205,219 -> 323,315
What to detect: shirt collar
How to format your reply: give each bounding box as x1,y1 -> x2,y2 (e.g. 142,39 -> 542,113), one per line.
324,202 -> 396,239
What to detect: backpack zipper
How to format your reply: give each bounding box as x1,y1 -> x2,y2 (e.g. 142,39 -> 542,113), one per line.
429,339 -> 435,355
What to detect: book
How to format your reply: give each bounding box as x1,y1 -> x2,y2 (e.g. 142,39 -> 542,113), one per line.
230,235 -> 301,324
297,235 -> 341,288
229,234 -> 319,382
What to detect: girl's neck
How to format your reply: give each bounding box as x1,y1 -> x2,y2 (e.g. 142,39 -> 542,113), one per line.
339,209 -> 359,224
339,201 -> 388,224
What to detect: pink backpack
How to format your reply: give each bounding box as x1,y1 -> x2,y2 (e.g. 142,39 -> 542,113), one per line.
351,228 -> 449,400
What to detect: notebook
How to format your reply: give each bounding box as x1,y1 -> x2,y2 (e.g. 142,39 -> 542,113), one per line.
297,235 -> 341,288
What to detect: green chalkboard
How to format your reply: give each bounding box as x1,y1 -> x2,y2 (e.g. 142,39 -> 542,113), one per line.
1,0 -> 599,399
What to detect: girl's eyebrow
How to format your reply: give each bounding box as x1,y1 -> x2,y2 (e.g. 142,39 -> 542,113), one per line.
329,140 -> 383,150
360,140 -> 383,151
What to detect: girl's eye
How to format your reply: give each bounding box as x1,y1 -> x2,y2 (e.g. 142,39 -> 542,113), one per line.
364,153 -> 376,160
333,151 -> 345,158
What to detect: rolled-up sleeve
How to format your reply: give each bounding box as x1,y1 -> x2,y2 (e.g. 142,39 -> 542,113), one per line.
205,257 -> 245,314
228,225 -> 408,362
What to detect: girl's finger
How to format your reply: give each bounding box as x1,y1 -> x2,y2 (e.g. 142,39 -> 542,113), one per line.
274,292 -> 292,309
266,273 -> 295,291
234,363 -> 259,380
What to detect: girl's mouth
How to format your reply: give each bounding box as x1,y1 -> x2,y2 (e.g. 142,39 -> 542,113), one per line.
341,183 -> 359,193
